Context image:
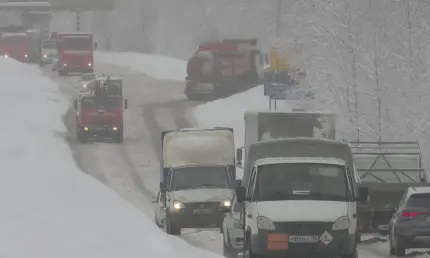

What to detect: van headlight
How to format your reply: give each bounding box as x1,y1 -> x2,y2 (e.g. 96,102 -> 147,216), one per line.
257,216 -> 276,230
221,199 -> 231,207
332,216 -> 350,230
172,200 -> 184,210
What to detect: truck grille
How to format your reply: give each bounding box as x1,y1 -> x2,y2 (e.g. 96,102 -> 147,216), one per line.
273,222 -> 332,234
184,202 -> 220,209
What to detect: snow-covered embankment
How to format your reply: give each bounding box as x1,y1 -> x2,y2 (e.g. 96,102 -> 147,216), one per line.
0,58 -> 222,258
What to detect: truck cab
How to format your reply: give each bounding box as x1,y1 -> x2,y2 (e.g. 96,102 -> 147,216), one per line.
159,128 -> 237,235
40,40 -> 57,65
56,32 -> 94,75
73,78 -> 127,143
236,156 -> 368,258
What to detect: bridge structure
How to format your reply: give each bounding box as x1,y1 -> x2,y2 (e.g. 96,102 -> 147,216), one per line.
0,0 -> 115,33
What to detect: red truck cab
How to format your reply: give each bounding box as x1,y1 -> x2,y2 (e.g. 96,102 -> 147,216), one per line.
57,32 -> 94,76
0,32 -> 29,61
74,77 -> 127,143
185,39 -> 263,100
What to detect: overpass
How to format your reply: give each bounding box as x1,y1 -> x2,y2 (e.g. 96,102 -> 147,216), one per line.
0,0 -> 115,32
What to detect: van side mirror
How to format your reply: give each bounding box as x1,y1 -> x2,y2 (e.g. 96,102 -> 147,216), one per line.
358,187 -> 369,204
235,179 -> 242,187
73,99 -> 77,109
236,186 -> 246,203
159,182 -> 165,192
392,207 -> 397,214
124,99 -> 128,109
236,147 -> 243,168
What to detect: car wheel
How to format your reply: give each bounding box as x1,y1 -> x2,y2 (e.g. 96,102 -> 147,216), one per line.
395,235 -> 406,257
389,230 -> 395,255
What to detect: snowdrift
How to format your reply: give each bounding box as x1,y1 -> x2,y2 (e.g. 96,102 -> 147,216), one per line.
95,51 -> 187,81
0,58 -> 221,258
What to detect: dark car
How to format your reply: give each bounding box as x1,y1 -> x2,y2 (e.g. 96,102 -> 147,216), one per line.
389,186 -> 430,256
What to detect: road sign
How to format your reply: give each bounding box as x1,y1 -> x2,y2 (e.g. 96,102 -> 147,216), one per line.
269,83 -> 289,100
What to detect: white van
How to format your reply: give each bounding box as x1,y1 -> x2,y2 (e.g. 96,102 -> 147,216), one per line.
235,157 -> 368,258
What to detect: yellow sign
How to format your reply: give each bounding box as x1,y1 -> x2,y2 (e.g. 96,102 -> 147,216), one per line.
268,46 -> 292,71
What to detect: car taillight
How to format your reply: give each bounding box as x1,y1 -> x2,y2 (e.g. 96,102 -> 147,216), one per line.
401,211 -> 419,218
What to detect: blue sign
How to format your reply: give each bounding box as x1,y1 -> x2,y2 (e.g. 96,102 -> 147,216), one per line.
269,83 -> 289,100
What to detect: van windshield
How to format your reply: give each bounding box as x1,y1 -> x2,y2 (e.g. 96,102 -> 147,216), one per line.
42,41 -> 56,49
254,163 -> 352,202
171,166 -> 231,191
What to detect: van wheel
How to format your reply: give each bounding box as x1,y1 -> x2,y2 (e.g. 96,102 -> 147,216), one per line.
166,215 -> 180,235
342,248 -> 358,258
223,231 -> 238,258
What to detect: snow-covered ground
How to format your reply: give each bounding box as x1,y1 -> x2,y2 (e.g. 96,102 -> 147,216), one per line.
0,57 -> 224,258
95,51 -> 186,81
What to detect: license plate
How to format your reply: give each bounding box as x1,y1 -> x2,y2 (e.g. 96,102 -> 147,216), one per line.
193,208 -> 213,214
289,235 -> 319,243
96,126 -> 107,130
378,224 -> 389,230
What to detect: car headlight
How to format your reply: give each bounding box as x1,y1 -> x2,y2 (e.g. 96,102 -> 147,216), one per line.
332,216 -> 350,230
63,63 -> 67,67
24,54 -> 27,58
221,199 -> 231,207
88,63 -> 92,66
43,54 -> 47,58
172,200 -> 184,210
256,216 -> 276,230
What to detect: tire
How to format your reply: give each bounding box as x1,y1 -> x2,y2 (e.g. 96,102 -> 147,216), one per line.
223,231 -> 238,258
389,230 -> 395,255
114,131 -> 123,143
395,235 -> 406,257
166,215 -> 181,235
77,131 -> 86,143
342,247 -> 358,258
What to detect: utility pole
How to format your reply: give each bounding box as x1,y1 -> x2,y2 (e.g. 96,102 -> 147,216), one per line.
274,0 -> 282,110
76,9 -> 80,32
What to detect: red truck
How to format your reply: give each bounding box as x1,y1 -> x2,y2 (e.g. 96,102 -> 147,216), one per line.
185,39 -> 264,100
73,77 -> 127,143
0,32 -> 29,61
56,32 -> 94,76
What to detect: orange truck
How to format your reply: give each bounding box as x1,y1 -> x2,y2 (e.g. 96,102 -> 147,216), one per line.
185,39 -> 264,100
56,32 -> 94,76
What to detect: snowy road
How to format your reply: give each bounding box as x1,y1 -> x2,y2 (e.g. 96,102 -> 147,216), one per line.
39,60 -> 429,258
40,63 -> 222,254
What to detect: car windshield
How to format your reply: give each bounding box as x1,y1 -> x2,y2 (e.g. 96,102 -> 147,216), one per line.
80,74 -> 94,81
42,41 -> 56,49
62,37 -> 92,50
170,166 -> 231,190
81,97 -> 121,109
406,193 -> 430,208
254,163 -> 352,202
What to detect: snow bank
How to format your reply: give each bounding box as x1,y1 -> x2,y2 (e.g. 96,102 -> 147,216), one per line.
95,51 -> 187,81
0,58 -> 221,258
